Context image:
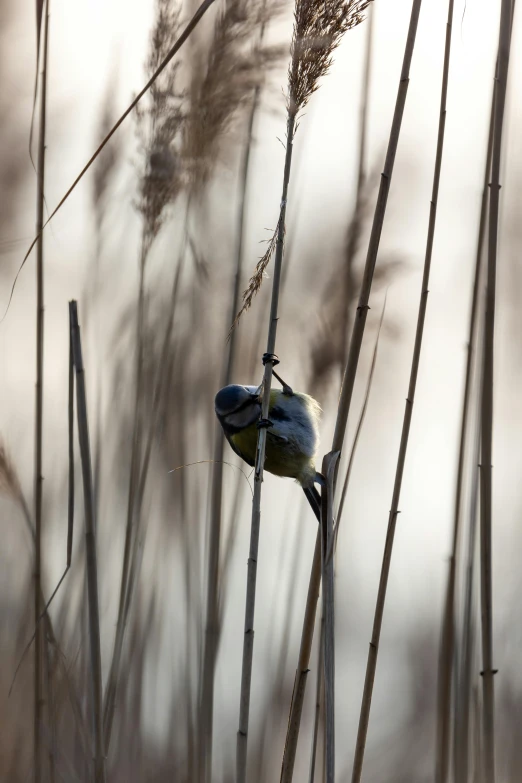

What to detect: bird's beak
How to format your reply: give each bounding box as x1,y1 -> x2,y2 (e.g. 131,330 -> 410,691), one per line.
251,383 -> 263,403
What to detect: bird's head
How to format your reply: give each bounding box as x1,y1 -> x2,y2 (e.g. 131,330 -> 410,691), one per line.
215,384 -> 261,431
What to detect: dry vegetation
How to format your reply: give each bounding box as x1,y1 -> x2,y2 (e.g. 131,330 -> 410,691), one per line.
0,0 -> 521,782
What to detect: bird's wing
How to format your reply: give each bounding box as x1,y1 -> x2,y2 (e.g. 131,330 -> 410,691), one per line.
267,429 -> 289,445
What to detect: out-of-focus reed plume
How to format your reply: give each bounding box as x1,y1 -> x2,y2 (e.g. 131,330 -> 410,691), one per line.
135,0 -> 184,245
183,0 -> 283,196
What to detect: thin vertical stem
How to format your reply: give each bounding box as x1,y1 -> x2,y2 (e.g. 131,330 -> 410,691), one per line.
70,301 -> 106,783
320,452 -> 339,783
34,4 -> 49,780
200,72 -> 262,783
103,235 -> 148,754
351,0 -> 451,777
308,615 -> 325,783
456,321 -> 485,783
451,50 -> 497,783
281,5 -> 422,780
236,106 -> 297,783
480,0 -> 513,776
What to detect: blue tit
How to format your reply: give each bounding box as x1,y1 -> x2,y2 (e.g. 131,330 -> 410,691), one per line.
214,383 -> 323,521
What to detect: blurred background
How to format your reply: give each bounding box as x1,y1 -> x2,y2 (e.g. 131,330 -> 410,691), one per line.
1,0 -> 521,780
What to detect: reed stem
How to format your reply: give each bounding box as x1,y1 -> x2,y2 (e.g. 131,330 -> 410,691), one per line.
451,46 -> 497,783
69,301 -> 106,783
282,4 -> 421,780
351,0 -> 454,777
200,73 -> 261,783
236,106 -> 296,783
480,0 -> 513,777
34,4 -> 50,779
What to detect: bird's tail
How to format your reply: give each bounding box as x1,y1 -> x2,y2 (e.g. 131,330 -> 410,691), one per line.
303,484 -> 321,523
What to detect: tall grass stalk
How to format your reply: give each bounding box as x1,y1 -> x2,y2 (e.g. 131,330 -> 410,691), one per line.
103,236 -> 148,754
351,0 -> 452,777
103,3 -> 184,749
33,3 -> 49,779
236,107 -> 295,783
480,0 -> 514,777
320,451 -> 339,783
421,5 -> 458,781
308,615 -> 324,783
456,321 -> 485,783
237,5 -> 368,775
449,55 -> 497,783
200,65 -> 262,783
69,301 -> 106,783
282,4 -> 419,779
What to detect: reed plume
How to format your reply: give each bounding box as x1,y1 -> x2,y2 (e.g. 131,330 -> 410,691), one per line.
234,0 -> 369,331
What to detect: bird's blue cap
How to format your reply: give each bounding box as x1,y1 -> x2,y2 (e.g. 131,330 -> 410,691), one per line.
215,384 -> 260,416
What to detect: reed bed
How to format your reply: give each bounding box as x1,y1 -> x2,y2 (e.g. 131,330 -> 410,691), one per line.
1,0 -> 522,781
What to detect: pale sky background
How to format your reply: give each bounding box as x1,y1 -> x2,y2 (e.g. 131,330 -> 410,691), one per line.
1,0 -> 522,777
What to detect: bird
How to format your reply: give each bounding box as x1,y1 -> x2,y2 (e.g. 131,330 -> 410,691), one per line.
214,382 -> 323,521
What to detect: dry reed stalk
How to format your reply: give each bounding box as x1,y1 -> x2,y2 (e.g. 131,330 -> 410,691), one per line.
282,2 -> 422,778
456,324 -> 484,783
234,0 -> 362,772
199,14 -> 267,779
103,1 -> 184,752
280,534 -> 322,783
320,451 -> 339,783
350,0 -> 454,778
417,6 -> 459,783
448,53 -> 497,783
103,218 -> 190,762
34,4 -> 49,779
308,614 -> 324,783
236,2 -> 368,775
103,241 -> 147,754
69,301 -> 106,783
43,635 -> 56,783
480,0 -> 514,777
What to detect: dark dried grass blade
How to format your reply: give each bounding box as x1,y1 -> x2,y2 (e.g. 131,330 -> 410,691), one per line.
228,218 -> 281,335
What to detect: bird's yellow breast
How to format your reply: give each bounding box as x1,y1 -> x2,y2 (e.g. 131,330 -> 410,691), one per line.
230,418 -> 313,482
